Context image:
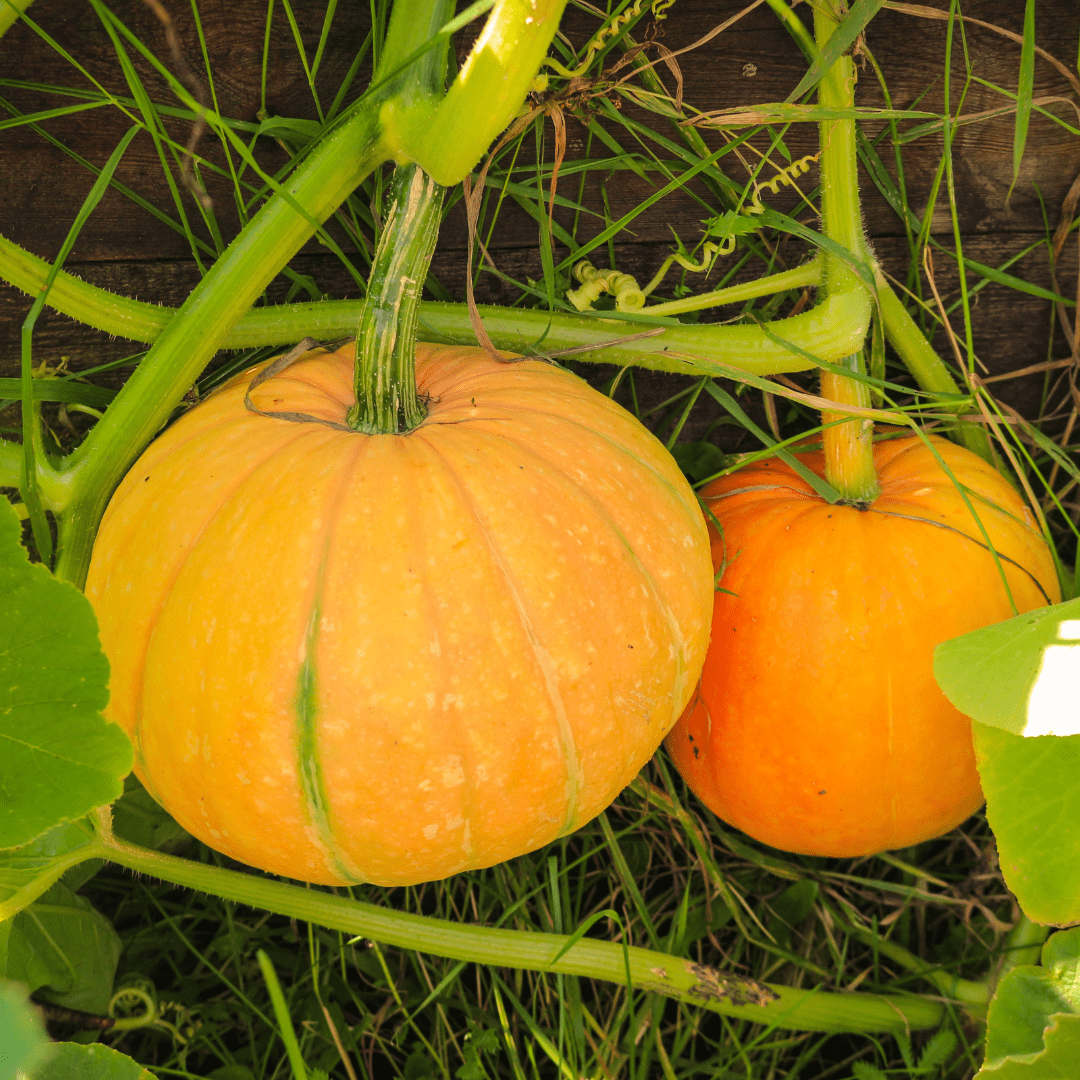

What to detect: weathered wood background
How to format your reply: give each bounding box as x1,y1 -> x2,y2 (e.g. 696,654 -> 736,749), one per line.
1,0 -> 1078,443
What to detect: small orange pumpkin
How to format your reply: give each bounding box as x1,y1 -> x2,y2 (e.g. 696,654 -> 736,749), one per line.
666,435 -> 1059,857
86,342 -> 713,885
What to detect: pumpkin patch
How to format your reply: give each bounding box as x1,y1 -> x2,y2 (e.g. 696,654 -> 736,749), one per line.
85,342 -> 714,885
9,0 -> 1080,1069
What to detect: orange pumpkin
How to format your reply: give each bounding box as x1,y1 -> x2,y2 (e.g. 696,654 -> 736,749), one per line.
666,435 -> 1059,857
86,342 -> 713,885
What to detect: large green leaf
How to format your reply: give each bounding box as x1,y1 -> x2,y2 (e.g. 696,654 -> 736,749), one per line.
979,927 -> 1080,1077
934,601 -> 1080,923
934,597 -> 1080,737
0,498 -> 132,850
34,1042 -> 155,1080
972,724 -> 1080,925
1,876 -> 122,1015
0,977 -> 54,1078
0,823 -> 121,1013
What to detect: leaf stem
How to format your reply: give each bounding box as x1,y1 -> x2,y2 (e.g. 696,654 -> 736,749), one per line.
348,0 -> 452,434
996,914 -> 1049,978
0,838 -> 110,922
873,272 -> 994,462
85,827 -> 944,1035
844,921 -> 989,1013
642,259 -> 822,316
0,234 -> 861,383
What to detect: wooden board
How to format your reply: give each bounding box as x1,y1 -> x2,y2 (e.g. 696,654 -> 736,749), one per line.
1,0 -> 1078,436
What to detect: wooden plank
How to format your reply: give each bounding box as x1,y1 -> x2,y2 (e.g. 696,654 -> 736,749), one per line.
0,0 -> 1077,432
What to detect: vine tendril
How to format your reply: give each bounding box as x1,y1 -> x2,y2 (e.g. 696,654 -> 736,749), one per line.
746,153 -> 820,215
543,0 -> 673,80
566,260 -> 647,312
108,983 -> 191,1041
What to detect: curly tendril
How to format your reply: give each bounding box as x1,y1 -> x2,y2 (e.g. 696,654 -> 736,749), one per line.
565,260 -> 647,312
543,0 -> 674,80
747,153 -> 820,215
108,983 -> 190,1041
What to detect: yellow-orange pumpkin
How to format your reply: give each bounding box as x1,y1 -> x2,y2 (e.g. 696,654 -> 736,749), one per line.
666,435 -> 1059,857
86,342 -> 713,885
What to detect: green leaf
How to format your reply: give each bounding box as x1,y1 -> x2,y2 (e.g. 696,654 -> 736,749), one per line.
784,0 -> 886,104
933,578 -> 1080,924
0,977 -> 54,1079
404,1048 -> 436,1080
1,879 -> 122,1014
972,723 -> 1080,926
34,1042 -> 155,1080
670,440 -> 728,483
851,1063 -> 887,1080
110,776 -> 190,855
767,879 -> 818,949
207,1069 -> 257,1080
253,115 -> 323,146
701,210 -> 762,241
0,498 -> 132,850
679,901 -> 733,949
772,879 -> 818,926
917,1027 -> 958,1071
703,381 -> 843,503
934,597 -> 1080,737
980,927 -> 1080,1077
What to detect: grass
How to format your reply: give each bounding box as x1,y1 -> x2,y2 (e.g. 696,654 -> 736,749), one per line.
75,770 -> 1010,1080
2,0 -> 1079,1077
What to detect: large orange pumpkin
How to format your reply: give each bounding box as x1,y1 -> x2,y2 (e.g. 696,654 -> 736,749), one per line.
86,342 -> 713,885
666,435 -> 1059,857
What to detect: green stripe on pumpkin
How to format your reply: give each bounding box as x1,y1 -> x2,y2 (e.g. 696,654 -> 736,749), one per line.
295,601 -> 366,885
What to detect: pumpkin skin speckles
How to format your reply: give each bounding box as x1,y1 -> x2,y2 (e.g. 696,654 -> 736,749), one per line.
86,343 -> 713,885
666,435 -> 1059,858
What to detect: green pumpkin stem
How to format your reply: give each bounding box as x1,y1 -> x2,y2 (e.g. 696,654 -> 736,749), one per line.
348,0 -> 451,435
820,353 -> 878,506
815,5 -> 880,504
349,163 -> 444,434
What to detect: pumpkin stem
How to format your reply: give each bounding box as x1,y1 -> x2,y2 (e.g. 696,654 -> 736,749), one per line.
820,352 -> 878,507
349,0 -> 450,435
815,5 -> 881,504
348,163 -> 444,434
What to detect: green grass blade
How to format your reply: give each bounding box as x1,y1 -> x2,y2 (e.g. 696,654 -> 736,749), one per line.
704,381 -> 842,502
785,0 -> 886,103
1010,0 -> 1037,199
0,380 -> 117,408
962,256 -> 1075,304
0,99 -> 110,131
256,950 -> 309,1080
19,124 -> 139,563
